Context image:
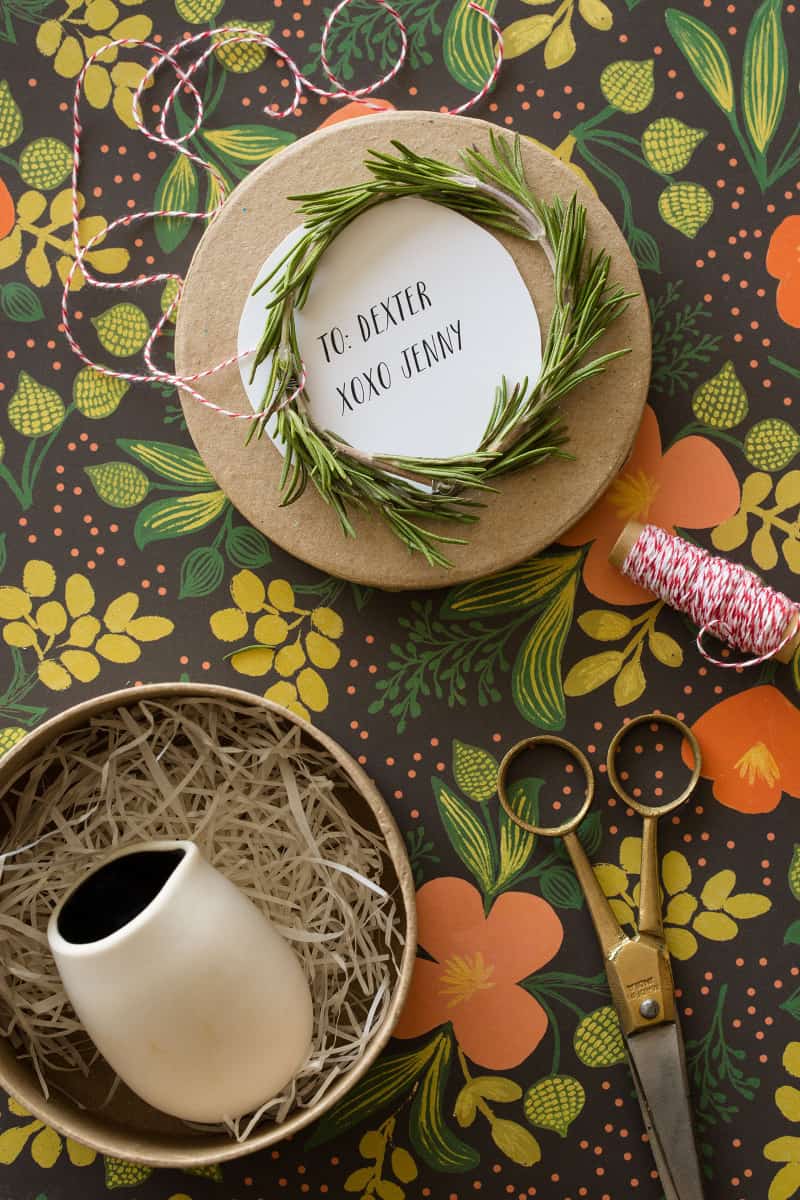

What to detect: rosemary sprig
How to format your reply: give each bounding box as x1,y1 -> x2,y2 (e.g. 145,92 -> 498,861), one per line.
249,133 -> 634,566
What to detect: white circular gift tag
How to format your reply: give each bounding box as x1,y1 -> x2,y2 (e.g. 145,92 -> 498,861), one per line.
237,196 -> 542,459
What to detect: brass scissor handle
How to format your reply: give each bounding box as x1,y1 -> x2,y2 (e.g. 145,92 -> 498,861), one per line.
498,715 -> 703,836
606,712 -> 702,817
497,734 -> 594,838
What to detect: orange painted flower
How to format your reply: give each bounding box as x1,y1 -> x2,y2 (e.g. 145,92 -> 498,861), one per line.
0,177 -> 14,241
766,215 -> 800,329
684,685 -> 800,814
560,405 -> 740,604
317,98 -> 394,129
394,877 -> 563,1069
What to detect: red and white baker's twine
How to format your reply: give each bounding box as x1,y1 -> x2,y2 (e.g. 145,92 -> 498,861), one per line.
62,3 -> 503,421
621,523 -> 800,667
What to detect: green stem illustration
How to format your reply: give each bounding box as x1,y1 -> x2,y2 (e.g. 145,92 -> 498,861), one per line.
520,970 -> 609,1074
769,356 -> 800,382
668,422 -> 745,453
685,983 -> 760,1131
1,404 -> 77,511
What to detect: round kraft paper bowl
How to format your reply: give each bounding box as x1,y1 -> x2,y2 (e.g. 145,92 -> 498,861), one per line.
175,110 -> 650,590
0,683 -> 416,1168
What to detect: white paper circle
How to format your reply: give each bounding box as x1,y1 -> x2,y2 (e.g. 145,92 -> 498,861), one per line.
237,197 -> 541,459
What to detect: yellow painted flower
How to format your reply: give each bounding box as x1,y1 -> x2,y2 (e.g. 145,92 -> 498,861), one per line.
209,572 -> 343,721
0,1097 -> 95,1168
0,561 -> 174,691
36,2 -> 152,127
503,0 -> 612,69
764,1042 -> 800,1199
0,187 -> 129,290
595,838 -> 771,959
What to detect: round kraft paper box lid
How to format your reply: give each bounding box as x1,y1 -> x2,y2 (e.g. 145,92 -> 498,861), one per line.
175,110 -> 650,590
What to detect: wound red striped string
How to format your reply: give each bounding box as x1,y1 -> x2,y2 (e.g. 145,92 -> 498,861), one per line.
61,4 -> 504,423
618,522 -> 800,668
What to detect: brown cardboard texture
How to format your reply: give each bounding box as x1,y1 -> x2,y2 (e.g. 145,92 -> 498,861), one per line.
175,111 -> 651,589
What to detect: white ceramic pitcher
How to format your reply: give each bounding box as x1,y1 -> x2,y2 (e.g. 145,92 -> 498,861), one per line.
48,840 -> 313,1124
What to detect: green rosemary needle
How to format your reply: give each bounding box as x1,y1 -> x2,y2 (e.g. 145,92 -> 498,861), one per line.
248,132 -> 633,567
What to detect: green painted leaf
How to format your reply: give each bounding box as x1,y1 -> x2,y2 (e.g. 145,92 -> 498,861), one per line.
781,986 -> 800,1022
789,845 -> 800,901
104,1157 -> 152,1188
614,656 -> 646,706
134,491 -> 227,547
648,631 -> 683,667
573,1005 -> 626,1066
524,1074 -> 585,1137
742,0 -> 787,155
409,1031 -> 480,1172
0,79 -> 22,147
490,1119 -> 541,1165
454,1084 -> 478,1128
432,777 -> 495,894
555,810 -> 603,861
627,226 -> 661,273
641,117 -> 705,174
599,58 -> 654,112
785,920 -> 800,946
186,1164 -> 223,1181
452,739 -> 498,802
179,545 -> 225,599
497,777 -> 542,890
540,864 -> 584,909
345,1166 -> 374,1193
202,124 -> 295,166
443,550 -> 582,617
443,0 -> 498,92
213,19 -> 275,72
665,10 -> 734,113
0,281 -> 44,322
512,571 -> 577,730
578,610 -> 633,641
154,154 -> 199,253
390,1147 -> 417,1184
91,304 -> 149,358
119,439 -> 214,486
0,533 -> 6,575
306,1036 -> 440,1147
226,523 -> 271,569
501,14 -> 553,60
564,650 -> 623,696
471,1076 -> 523,1102
85,462 -> 149,508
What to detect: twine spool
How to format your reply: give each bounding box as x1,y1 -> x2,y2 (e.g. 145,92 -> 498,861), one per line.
609,521 -> 800,667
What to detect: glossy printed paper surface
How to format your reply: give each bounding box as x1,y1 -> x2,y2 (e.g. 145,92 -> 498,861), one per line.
0,0 -> 799,1196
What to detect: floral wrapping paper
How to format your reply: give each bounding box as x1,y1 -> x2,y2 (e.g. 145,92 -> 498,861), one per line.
0,0 -> 799,1197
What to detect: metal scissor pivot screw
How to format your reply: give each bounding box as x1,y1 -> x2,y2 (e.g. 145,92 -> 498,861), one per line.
640,998 -> 660,1020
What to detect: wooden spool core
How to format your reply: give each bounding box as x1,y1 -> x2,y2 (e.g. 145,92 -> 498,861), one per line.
609,520 -> 800,665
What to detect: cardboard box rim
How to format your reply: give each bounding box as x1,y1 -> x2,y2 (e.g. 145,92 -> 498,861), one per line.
175,109 -> 652,590
0,682 -> 417,1167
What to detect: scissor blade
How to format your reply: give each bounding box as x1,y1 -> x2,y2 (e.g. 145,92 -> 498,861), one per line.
625,1021 -> 705,1200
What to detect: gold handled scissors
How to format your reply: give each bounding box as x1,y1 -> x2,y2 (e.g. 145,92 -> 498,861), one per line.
498,712 -> 704,1200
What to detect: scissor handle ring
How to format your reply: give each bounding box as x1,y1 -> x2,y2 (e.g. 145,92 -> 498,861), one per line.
497,735 -> 594,838
606,712 -> 702,818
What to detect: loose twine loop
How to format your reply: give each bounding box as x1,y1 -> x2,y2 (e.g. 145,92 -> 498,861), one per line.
621,523 -> 800,668
61,2 -> 504,422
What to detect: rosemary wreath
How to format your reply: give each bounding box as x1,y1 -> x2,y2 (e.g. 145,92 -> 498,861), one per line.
249,133 -> 634,567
